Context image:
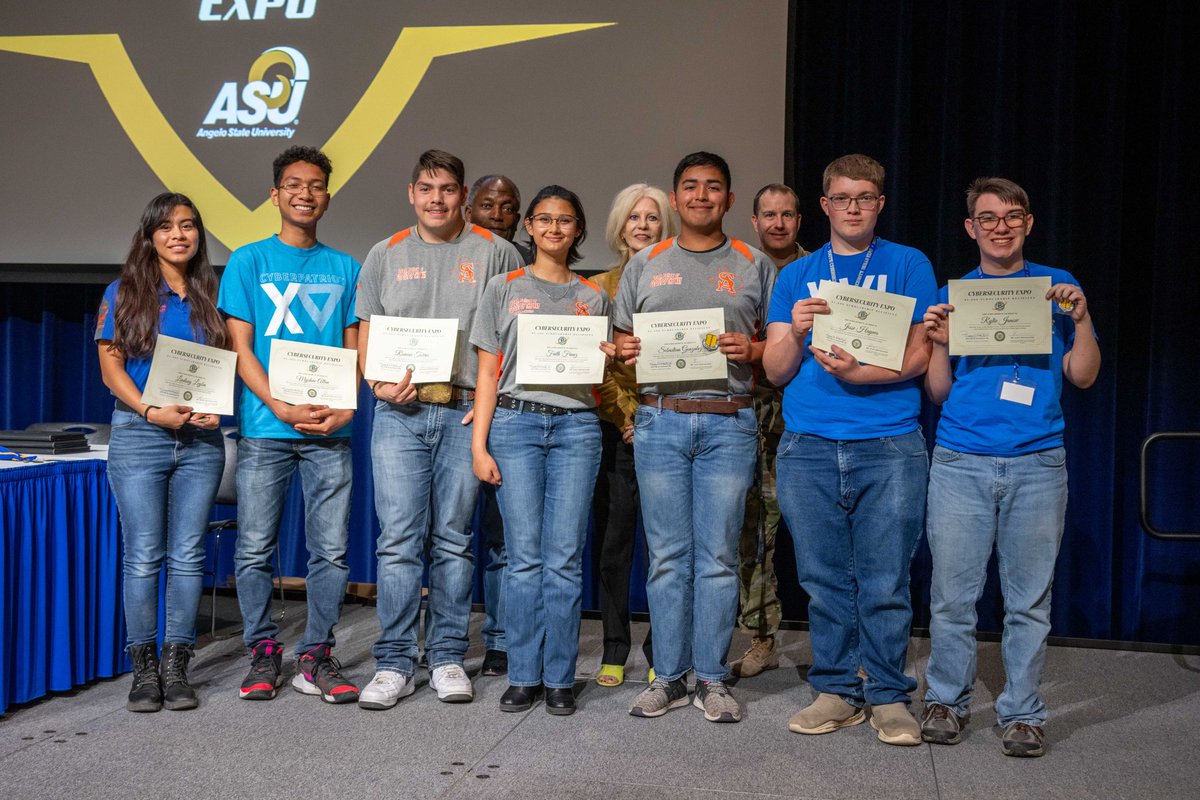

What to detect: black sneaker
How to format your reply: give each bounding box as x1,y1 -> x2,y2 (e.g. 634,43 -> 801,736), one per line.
239,639 -> 284,700
481,649 -> 508,676
126,643 -> 162,712
160,642 -> 198,711
291,645 -> 359,704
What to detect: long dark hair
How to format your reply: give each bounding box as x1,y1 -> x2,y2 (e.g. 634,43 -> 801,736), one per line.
524,185 -> 587,266
111,193 -> 227,358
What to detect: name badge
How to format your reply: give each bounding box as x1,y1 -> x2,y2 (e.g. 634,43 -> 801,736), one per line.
999,379 -> 1035,406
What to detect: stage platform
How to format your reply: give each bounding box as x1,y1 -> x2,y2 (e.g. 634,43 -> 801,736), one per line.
3,602 -> 1198,799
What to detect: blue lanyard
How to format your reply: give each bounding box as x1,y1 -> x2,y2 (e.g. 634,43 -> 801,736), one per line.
826,238 -> 877,287
975,262 -> 1031,380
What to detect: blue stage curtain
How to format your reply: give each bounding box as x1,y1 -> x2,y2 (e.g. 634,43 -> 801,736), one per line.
0,460 -> 125,714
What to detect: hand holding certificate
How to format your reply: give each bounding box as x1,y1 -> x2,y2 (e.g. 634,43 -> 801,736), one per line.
947,276 -> 1052,356
632,308 -> 727,384
812,281 -> 916,372
268,339 -> 358,409
515,314 -> 608,385
140,334 -> 237,415
364,315 -> 458,384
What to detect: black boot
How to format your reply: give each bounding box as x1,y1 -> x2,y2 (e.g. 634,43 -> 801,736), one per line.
126,643 -> 162,712
161,642 -> 198,710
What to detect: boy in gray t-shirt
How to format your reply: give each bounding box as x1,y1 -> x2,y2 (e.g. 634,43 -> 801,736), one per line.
354,150 -> 518,711
614,152 -> 776,725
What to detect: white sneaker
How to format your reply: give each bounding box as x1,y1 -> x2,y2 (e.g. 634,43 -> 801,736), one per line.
357,670 -> 414,710
430,663 -> 474,703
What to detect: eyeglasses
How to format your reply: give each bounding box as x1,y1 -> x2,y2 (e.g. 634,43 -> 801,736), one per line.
530,214 -> 578,229
277,181 -> 328,196
826,194 -> 879,211
972,211 -> 1028,231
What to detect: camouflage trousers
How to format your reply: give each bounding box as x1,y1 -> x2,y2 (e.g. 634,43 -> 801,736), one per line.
737,430 -> 781,637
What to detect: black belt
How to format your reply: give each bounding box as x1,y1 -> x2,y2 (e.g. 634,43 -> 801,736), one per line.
497,395 -> 591,416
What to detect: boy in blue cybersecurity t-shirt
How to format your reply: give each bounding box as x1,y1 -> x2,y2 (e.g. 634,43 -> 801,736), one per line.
216,146 -> 362,706
763,154 -> 937,746
918,178 -> 1100,758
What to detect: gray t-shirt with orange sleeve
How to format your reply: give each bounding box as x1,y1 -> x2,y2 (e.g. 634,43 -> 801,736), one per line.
356,223 -> 521,388
470,269 -> 611,410
611,236 -> 776,397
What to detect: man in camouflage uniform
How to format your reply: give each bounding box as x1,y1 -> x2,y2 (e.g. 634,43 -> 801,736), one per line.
731,184 -> 808,677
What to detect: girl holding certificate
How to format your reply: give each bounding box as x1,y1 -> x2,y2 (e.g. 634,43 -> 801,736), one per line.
95,193 -> 228,713
470,186 -> 615,715
590,184 -> 677,687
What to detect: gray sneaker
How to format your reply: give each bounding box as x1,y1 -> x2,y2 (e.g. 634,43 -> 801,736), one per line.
1001,722 -> 1046,757
693,679 -> 741,723
629,677 -> 689,718
921,703 -> 967,744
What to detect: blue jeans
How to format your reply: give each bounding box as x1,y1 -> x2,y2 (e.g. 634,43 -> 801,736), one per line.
633,404 -> 758,683
490,406 -> 601,689
234,436 -> 352,652
107,409 -> 224,647
776,430 -> 928,706
371,400 -> 480,675
923,445 -> 1067,726
479,482 -> 506,652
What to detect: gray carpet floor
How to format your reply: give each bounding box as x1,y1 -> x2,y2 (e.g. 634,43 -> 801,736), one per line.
3,600 -> 1198,799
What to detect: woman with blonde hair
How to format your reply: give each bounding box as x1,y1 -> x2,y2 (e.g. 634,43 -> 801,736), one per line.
591,184 -> 677,687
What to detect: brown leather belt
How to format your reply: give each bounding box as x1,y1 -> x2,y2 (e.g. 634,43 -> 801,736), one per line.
639,393 -> 752,415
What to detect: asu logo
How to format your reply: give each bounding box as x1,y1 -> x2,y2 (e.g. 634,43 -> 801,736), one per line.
574,301 -> 590,316
712,271 -> 737,295
199,46 -> 309,136
0,23 -> 612,252
458,261 -> 476,283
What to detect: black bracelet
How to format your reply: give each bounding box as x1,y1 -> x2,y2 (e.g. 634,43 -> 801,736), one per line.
370,382 -> 389,400
140,404 -> 158,421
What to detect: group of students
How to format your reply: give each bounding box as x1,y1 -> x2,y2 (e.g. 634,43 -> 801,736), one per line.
96,145 -> 1097,759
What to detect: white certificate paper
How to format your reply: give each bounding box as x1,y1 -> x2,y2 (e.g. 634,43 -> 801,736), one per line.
632,308 -> 727,384
140,334 -> 237,415
364,315 -> 458,384
515,314 -> 608,385
268,339 -> 358,409
948,276 -> 1053,356
812,281 -> 917,372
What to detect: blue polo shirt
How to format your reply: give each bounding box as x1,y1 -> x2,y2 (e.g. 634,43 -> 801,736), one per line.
94,279 -> 205,393
217,235 -> 360,440
934,262 -> 1085,455
768,238 -> 938,439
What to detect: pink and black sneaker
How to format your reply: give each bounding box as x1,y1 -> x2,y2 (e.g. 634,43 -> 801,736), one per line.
291,645 -> 359,704
239,639 -> 284,700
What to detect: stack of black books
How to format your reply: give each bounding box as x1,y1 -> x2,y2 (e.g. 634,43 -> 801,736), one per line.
0,430 -> 91,455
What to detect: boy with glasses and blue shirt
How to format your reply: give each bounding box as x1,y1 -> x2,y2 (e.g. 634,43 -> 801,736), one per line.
763,153 -> 937,746
219,145 -> 362,704
919,177 -> 1099,757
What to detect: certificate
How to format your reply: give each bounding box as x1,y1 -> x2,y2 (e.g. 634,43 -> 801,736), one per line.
812,281 -> 916,372
515,314 -> 608,385
268,339 -> 358,409
632,308 -> 727,384
140,335 -> 237,415
364,315 -> 458,384
948,276 -> 1052,356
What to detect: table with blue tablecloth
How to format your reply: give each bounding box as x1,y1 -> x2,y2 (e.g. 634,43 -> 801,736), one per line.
0,458 -> 126,714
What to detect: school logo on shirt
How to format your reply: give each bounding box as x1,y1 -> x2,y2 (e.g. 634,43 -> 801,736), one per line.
574,301 -> 590,316
260,282 -> 345,336
650,272 -> 683,288
95,297 -> 109,334
509,298 -> 540,314
458,261 -> 476,283
711,271 -> 737,295
395,266 -> 426,281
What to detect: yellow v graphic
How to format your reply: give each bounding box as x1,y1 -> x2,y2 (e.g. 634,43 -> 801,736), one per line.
0,24 -> 612,250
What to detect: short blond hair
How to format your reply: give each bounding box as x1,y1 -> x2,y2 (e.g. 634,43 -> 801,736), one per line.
822,154 -> 885,195
604,183 -> 678,269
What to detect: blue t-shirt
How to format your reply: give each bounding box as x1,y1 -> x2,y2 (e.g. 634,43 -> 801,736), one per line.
767,238 -> 938,439
94,279 -> 206,394
934,262 -> 1084,455
217,235 -> 360,439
